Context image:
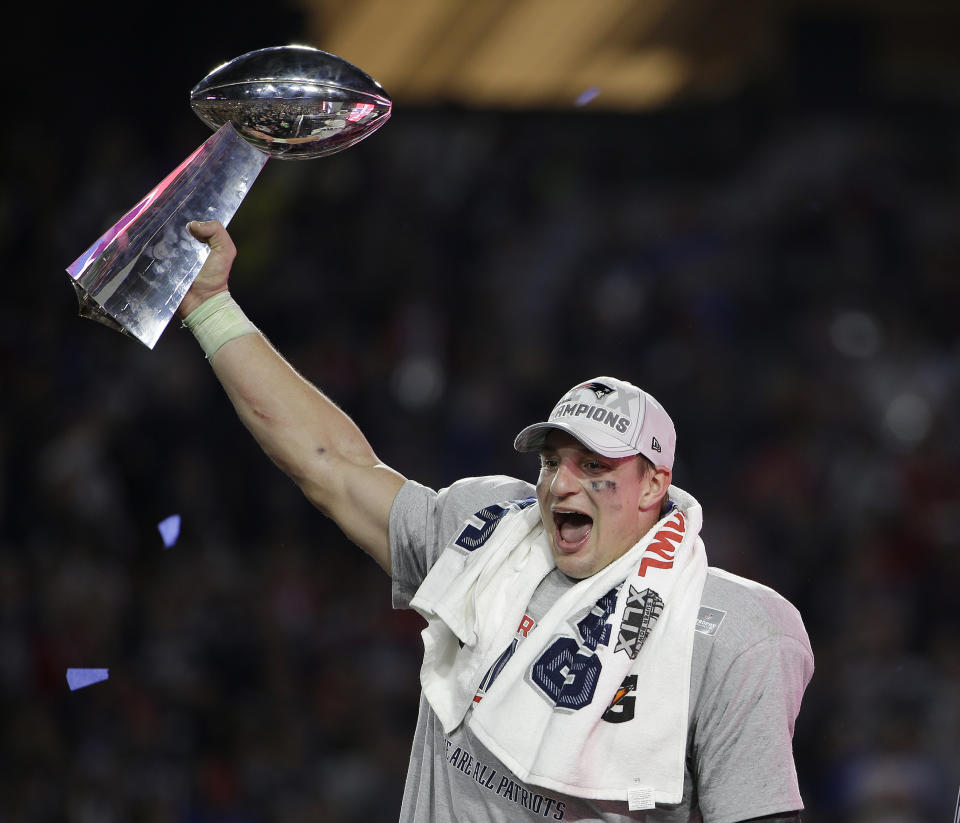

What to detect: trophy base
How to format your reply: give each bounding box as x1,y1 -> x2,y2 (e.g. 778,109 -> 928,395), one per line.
67,123 -> 268,349
72,281 -> 129,336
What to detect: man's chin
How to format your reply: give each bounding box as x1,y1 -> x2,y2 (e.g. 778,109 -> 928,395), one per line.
553,552 -> 594,581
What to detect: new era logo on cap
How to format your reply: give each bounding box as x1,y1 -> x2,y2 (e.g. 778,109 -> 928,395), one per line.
514,376 -> 676,469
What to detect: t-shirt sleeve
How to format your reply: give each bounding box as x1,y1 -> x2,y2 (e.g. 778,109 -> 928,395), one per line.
692,631 -> 813,823
389,475 -> 536,610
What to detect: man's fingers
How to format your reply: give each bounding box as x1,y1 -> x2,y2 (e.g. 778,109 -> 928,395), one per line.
187,220 -> 227,244
187,219 -> 215,241
188,220 -> 236,259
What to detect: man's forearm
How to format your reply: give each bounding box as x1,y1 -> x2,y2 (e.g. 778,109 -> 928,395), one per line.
208,330 -> 374,483
202,327 -> 405,569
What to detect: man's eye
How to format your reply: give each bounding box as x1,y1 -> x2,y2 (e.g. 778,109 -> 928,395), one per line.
540,458 -> 559,469
584,461 -> 605,472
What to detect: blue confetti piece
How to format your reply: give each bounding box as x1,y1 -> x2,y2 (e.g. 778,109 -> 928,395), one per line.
157,514 -> 181,548
66,668 -> 109,691
575,87 -> 601,107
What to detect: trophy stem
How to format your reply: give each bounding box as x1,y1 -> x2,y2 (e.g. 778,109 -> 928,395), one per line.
67,124 -> 268,349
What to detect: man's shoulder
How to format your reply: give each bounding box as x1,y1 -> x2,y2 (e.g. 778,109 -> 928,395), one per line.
438,475 -> 536,511
431,475 -> 536,542
390,475 -> 537,604
696,567 -> 811,654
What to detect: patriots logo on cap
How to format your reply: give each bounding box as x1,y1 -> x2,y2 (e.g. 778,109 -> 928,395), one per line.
578,381 -> 615,401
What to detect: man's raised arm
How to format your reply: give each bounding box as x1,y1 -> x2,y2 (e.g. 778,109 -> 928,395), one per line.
177,220 -> 406,573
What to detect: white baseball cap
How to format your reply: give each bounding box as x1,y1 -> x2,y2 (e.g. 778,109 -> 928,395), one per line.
514,376 -> 676,469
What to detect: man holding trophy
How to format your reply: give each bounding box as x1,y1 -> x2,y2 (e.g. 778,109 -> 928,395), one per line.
174,216 -> 812,823
71,45 -> 813,823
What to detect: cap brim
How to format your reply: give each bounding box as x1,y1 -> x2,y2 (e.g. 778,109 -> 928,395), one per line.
513,422 -> 639,458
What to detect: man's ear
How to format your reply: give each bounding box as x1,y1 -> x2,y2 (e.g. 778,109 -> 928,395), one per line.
642,466 -> 672,512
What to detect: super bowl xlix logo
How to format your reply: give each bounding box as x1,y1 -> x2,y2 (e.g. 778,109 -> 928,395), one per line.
614,586 -> 664,660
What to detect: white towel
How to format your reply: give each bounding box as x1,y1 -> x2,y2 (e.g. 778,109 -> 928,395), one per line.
410,486 -> 708,807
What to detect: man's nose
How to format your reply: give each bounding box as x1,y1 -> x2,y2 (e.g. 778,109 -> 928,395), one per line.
550,461 -> 579,497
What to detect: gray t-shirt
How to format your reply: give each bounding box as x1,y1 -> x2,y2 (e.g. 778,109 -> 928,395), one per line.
390,476 -> 814,823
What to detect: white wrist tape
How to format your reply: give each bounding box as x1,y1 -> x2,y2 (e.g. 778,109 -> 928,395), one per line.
182,292 -> 259,359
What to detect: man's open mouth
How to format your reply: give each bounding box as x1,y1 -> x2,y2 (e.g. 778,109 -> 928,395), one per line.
553,511 -> 593,550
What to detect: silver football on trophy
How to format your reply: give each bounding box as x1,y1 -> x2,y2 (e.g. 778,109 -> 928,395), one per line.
190,45 -> 392,159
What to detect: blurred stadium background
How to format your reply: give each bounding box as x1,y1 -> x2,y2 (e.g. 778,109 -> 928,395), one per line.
2,1 -> 959,820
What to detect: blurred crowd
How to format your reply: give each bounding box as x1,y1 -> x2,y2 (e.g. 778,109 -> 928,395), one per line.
1,78 -> 959,822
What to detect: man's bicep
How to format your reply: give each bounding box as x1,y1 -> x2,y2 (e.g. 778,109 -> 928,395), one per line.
325,461 -> 407,573
693,636 -> 809,822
